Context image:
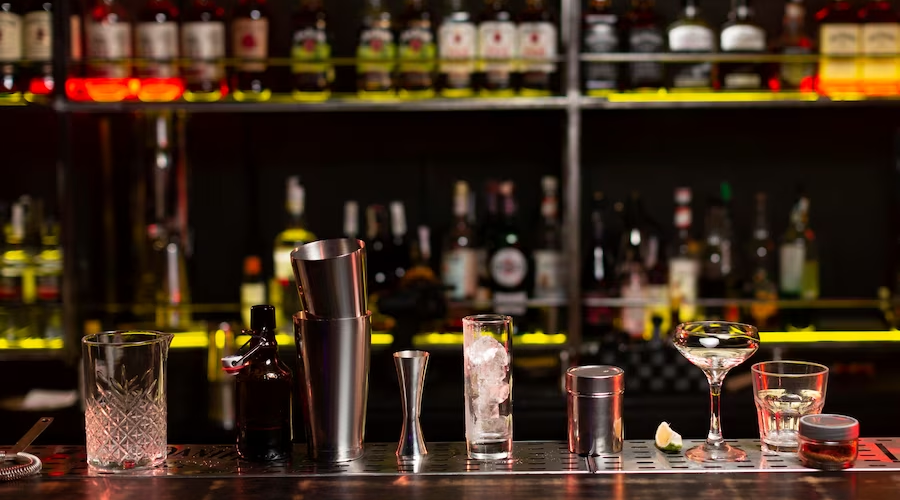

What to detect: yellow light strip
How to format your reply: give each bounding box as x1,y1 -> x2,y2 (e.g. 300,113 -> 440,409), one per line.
606,91 -> 820,103
760,331 -> 900,343
0,338 -> 65,349
412,332 -> 566,347
169,331 -> 209,349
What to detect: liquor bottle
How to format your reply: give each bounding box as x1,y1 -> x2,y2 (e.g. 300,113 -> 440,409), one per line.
666,0 -> 715,91
23,0 -> 53,99
859,0 -> 900,96
779,193 -> 819,329
403,225 -> 440,285
292,0 -> 333,101
668,187 -> 700,323
533,176 -> 565,299
34,213 -> 62,338
583,0 -> 619,95
583,192 -> 616,333
699,199 -> 736,320
488,181 -> 529,315
1,202 -> 33,339
85,0 -> 133,101
639,194 -> 668,338
624,0 -> 665,91
747,193 -> 778,330
240,256 -> 266,329
817,0 -> 861,94
232,0 -> 271,102
366,204 -> 393,292
182,0 -> 228,102
719,0 -> 767,90
476,0 -> 517,96
397,0 -> 436,98
344,200 -> 359,239
0,1 -> 24,102
776,0 -> 815,92
389,201 -> 411,281
617,192 -> 648,340
235,305 -> 293,462
437,0 -> 476,97
475,180 -> 499,301
443,181 -> 479,300
357,0 -> 396,98
271,177 -> 315,332
136,0 -> 182,102
518,0 -> 557,96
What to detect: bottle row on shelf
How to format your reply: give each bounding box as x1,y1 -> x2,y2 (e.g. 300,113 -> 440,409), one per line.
5,0 -> 900,105
0,196 -> 64,340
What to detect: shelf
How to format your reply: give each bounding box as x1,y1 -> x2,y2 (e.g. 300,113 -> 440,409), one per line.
583,297 -> 887,310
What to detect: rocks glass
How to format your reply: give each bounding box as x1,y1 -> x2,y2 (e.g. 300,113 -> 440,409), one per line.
463,314 -> 513,460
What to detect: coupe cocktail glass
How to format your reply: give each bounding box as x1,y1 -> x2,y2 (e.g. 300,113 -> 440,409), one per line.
673,321 -> 760,462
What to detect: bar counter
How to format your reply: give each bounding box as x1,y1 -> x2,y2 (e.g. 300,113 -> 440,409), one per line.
3,439 -> 899,499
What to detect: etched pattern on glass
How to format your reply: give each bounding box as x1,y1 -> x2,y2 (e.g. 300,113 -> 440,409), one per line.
85,364 -> 167,469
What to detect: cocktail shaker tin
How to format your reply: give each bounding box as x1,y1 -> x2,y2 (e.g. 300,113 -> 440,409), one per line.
566,365 -> 624,456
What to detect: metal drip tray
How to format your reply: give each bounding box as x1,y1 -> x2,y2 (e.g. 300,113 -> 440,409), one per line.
23,439 -> 900,477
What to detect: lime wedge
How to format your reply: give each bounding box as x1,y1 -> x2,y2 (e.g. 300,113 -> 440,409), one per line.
655,422 -> 683,452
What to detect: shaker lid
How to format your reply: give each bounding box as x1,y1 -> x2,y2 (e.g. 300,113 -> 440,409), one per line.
799,414 -> 860,442
566,365 -> 624,395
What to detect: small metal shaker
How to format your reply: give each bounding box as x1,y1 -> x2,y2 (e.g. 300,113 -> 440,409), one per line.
394,350 -> 429,458
566,365 -> 624,456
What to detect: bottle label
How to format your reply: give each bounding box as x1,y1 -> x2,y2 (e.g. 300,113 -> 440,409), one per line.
136,21 -> 179,78
0,276 -> 22,302
724,72 -> 762,89
668,257 -> 699,321
182,21 -> 225,82
584,20 -> 618,91
862,23 -> 900,83
629,27 -> 664,87
0,12 -> 23,61
71,15 -> 82,61
292,27 -> 332,76
518,22 -> 556,73
399,26 -> 436,73
493,290 -> 527,315
443,248 -> 478,300
668,24 -> 714,52
36,274 -> 61,302
273,248 -> 294,281
821,24 -> 860,55
779,242 -> 805,294
357,27 -> 395,84
490,247 -> 528,289
233,18 -> 269,72
620,274 -> 645,337
479,21 -> 516,84
24,11 -> 51,61
439,22 -> 476,87
533,249 -> 565,298
720,25 -> 765,52
87,22 -> 132,77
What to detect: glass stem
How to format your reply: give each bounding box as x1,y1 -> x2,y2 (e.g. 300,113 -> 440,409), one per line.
706,381 -> 725,449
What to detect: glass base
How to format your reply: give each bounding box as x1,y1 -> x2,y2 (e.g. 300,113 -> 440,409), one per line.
467,440 -> 512,460
684,443 -> 748,463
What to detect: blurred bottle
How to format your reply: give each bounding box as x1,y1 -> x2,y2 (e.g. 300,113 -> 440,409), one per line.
776,0 -> 815,92
584,192 -> 616,333
390,201 -> 411,281
292,0 -> 333,101
232,0 -> 271,102
667,0 -> 714,91
366,204 -> 393,292
240,256 -> 266,329
357,0 -> 396,98
489,181 -> 529,315
182,0 -> 227,102
859,0 -> 900,96
476,0 -> 517,96
32,202 -> 62,338
397,0 -> 436,98
136,0 -> 182,101
437,0 -> 476,97
272,177 -> 315,332
617,192 -> 648,340
747,192 -> 778,330
817,0 -> 861,95
698,198 -> 736,321
640,195 -> 668,337
779,192 -> 819,330
23,0 -> 54,100
85,0 -> 133,101
476,180 -> 500,301
443,180 -> 478,300
343,200 -> 359,239
1,200 -> 35,339
582,0 -> 619,95
719,0 -> 766,91
0,1 -> 23,102
624,0 -> 664,90
405,226 -> 439,284
518,0 -> 557,96
533,176 -> 565,299
668,187 -> 699,323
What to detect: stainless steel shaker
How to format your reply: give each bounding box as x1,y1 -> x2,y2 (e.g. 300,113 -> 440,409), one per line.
566,365 -> 624,456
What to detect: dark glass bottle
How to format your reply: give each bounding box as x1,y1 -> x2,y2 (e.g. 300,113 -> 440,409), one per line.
136,0 -> 181,101
775,0 -> 814,91
437,0 -> 476,97
518,0 -> 557,96
488,181 -> 529,314
476,0 -> 517,96
397,0 -> 436,98
292,0 -> 332,101
0,0 -> 24,101
366,204 -> 394,292
747,192 -> 778,330
583,192 -> 616,334
232,0 -> 271,102
666,0 -> 715,91
182,0 -> 228,101
23,0 -> 53,99
624,0 -> 664,90
583,0 -> 619,95
617,192 -> 648,340
235,305 -> 293,462
719,0 -> 767,90
357,0 -> 396,97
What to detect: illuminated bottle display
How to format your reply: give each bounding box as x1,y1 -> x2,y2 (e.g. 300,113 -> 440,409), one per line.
859,0 -> 900,96
518,0 -> 556,96
438,0 -> 476,97
0,1 -> 23,102
476,0 -> 517,96
23,0 -> 53,100
292,0 -> 333,101
232,0 -> 271,102
397,0 -> 437,98
719,0 -> 766,90
817,0 -> 861,95
582,0 -> 619,95
136,0 -> 182,102
667,0 -> 714,91
85,0 -> 134,102
182,0 -> 227,101
357,0 -> 395,97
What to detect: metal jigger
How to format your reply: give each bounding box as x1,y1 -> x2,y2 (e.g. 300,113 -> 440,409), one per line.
394,350 -> 430,458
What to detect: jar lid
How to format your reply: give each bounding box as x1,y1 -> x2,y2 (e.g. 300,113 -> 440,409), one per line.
799,414 -> 860,442
566,365 -> 624,395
